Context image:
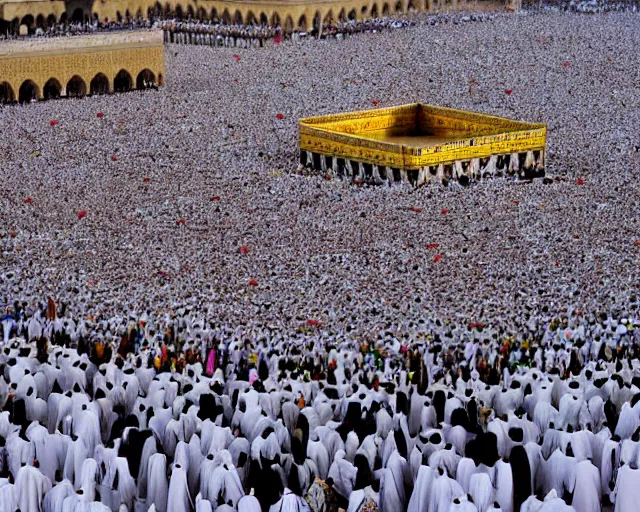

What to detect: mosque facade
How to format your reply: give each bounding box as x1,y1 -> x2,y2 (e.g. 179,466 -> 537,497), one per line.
299,104 -> 547,185
0,0 -> 511,34
0,31 -> 164,103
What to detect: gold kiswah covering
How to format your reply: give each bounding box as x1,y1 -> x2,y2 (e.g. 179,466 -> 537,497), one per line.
299,103 -> 547,185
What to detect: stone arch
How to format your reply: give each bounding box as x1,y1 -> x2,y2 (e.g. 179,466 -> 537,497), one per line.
0,82 -> 16,104
154,2 -> 163,16
158,73 -> 164,86
116,11 -> 123,22
370,3 -> 379,17
125,9 -> 132,19
298,14 -> 307,30
114,69 -> 133,93
175,5 -> 184,19
43,78 -> 62,100
324,10 -> 334,23
246,11 -> 257,25
136,69 -> 156,89
382,3 -> 390,14
46,14 -> 57,26
348,8 -> 357,19
284,15 -> 293,32
361,5 -> 369,15
59,12 -> 68,24
36,14 -> 45,28
260,12 -> 268,25
136,8 -> 143,19
408,0 -> 418,10
21,14 -> 35,29
164,3 -> 172,17
313,10 -> 322,32
338,8 -> 346,20
90,73 -> 110,95
197,7 -> 207,20
210,7 -> 218,20
233,10 -> 243,24
66,75 -> 87,98
395,1 -> 403,12
221,9 -> 231,23
71,8 -> 84,22
187,5 -> 195,19
19,80 -> 39,103
272,12 -> 282,27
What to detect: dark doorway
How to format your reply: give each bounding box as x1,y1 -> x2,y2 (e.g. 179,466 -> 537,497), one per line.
19,80 -> 39,103
43,78 -> 62,100
90,73 -> 109,95
114,70 -> 133,93
67,76 -> 87,98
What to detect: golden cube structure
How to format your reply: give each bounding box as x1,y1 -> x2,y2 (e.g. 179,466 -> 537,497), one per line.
299,103 -> 547,185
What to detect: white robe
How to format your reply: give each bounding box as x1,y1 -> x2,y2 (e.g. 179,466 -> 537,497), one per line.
16,464 -> 53,512
571,460 -> 600,512
614,464 -> 640,512
167,465 -> 193,512
269,488 -> 310,512
147,453 -> 169,512
408,465 -> 436,512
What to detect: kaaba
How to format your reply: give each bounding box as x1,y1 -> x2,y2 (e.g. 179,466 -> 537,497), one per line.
299,103 -> 547,185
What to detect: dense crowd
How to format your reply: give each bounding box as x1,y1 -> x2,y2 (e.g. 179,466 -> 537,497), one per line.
1,9 -> 640,512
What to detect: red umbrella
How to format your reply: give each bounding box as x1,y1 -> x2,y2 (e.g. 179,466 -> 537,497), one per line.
77,210 -> 87,220
433,254 -> 443,263
143,177 -> 150,183
111,155 -> 118,161
210,196 -> 221,201
240,245 -> 249,255
427,243 -> 440,249
248,278 -> 259,286
441,209 -> 449,214
563,61 -> 570,67
504,89 -> 513,95
274,34 -> 283,44
50,120 -> 59,126
233,54 -> 240,62
23,198 -> 33,204
371,99 -> 380,106
306,319 -> 321,326
576,178 -> 585,185
409,206 -> 423,213
634,241 -> 640,247
176,219 -> 186,225
97,113 -> 104,118
276,113 -> 285,120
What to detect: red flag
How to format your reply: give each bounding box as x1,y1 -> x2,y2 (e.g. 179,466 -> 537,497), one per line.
409,206 -> 423,213
210,196 -> 221,201
306,319 -> 321,326
427,243 -> 440,249
248,278 -> 259,286
50,120 -> 58,126
23,198 -> 33,204
433,254 -> 443,263
97,113 -> 104,118
576,178 -> 585,185
274,34 -> 283,44
77,210 -> 87,220
276,113 -> 285,120
233,54 -> 240,61
441,209 -> 449,214
504,89 -> 513,95
111,155 -> 118,161
240,245 -> 249,255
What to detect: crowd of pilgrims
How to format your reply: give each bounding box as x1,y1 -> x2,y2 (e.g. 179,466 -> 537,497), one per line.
0,15 -> 414,45
1,300 -> 640,512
